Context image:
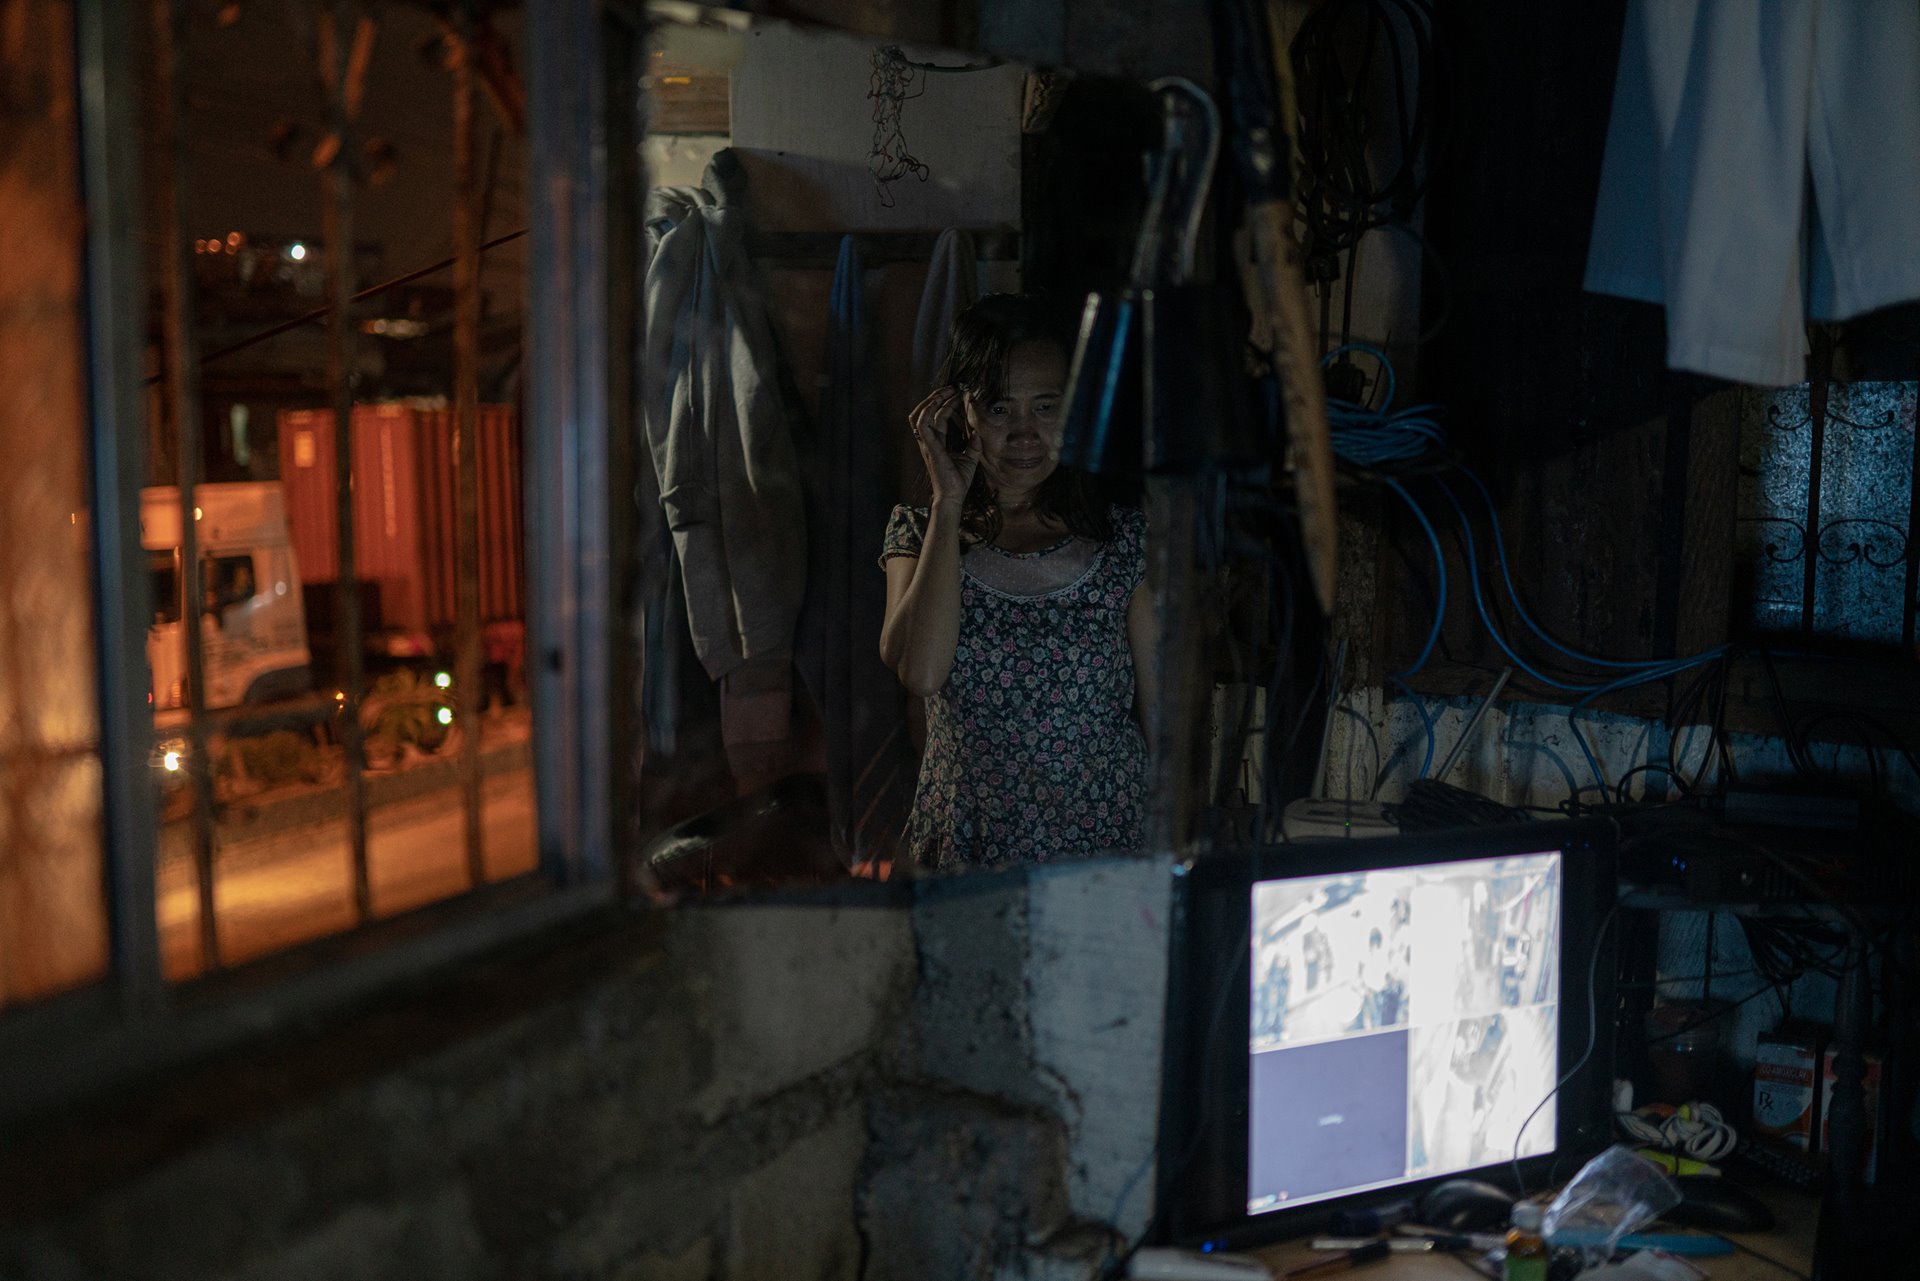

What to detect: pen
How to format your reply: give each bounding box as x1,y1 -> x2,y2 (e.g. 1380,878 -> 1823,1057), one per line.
1282,1241 -> 1390,1278
1393,1226 -> 1506,1251
1310,1238 -> 1434,1253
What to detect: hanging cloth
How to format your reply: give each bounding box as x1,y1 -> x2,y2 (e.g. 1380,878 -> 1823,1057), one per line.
642,151 -> 807,775
1584,0 -> 1920,386
910,228 -> 979,393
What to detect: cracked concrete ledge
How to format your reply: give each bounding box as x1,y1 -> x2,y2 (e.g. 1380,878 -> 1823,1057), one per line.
909,854 -> 1176,1261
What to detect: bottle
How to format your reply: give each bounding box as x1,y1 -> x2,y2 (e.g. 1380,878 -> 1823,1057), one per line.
1503,1201 -> 1548,1281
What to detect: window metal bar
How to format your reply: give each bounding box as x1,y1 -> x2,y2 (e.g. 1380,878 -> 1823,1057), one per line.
453,6 -> 487,889
604,8 -> 649,857
528,0 -> 613,882
77,0 -> 163,1008
151,0 -> 221,972
1800,340 -> 1831,637
321,1 -> 373,923
1904,394 -> 1919,656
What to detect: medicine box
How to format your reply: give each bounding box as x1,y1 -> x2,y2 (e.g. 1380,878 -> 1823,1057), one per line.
1751,1028 -> 1821,1149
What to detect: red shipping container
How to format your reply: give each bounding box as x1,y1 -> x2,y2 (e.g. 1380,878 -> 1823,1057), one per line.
277,403 -> 525,636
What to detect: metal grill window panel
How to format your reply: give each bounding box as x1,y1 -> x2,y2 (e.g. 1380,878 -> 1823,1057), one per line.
1735,380 -> 1920,655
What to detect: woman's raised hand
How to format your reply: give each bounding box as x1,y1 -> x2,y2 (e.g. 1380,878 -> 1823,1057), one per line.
908,385 -> 980,507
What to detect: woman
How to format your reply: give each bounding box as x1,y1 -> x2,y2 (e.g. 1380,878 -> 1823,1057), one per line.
879,294 -> 1156,872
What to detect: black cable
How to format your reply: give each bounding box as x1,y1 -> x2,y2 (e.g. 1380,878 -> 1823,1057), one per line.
1641,982 -> 1778,1047
1613,763 -> 1696,805
1618,967 -> 1767,989
1758,645 -> 1818,779
1291,0 -> 1437,254
1711,654 -> 1738,791
1512,902 -> 1618,1194
1393,778 -> 1525,830
1257,538 -> 1304,842
1793,706 -> 1920,791
1289,0 -> 1442,352
175,227 -> 530,376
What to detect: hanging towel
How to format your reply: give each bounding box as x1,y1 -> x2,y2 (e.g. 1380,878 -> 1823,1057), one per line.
911,228 -> 979,393
643,150 -> 807,770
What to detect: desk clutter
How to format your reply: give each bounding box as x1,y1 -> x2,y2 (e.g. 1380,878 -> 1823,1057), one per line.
1131,1143 -> 1814,1279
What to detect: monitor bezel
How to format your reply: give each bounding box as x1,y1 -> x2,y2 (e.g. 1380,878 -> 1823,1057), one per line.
1155,820 -> 1619,1251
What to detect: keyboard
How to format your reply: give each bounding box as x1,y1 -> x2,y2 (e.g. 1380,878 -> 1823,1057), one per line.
1730,1138 -> 1827,1191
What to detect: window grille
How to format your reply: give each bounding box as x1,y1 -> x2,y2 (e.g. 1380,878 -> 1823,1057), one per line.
1734,378 -> 1919,657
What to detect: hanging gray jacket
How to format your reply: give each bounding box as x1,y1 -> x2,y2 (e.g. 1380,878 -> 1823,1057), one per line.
644,151 -> 806,756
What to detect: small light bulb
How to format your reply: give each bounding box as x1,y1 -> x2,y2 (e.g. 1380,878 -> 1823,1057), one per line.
163,750 -> 182,772
288,242 -> 307,261
436,707 -> 453,726
434,671 -> 452,689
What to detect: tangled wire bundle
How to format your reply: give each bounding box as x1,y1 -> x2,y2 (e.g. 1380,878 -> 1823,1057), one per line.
867,45 -> 930,206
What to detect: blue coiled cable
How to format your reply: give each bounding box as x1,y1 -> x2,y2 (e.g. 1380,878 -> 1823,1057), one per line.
1322,346 -> 1728,797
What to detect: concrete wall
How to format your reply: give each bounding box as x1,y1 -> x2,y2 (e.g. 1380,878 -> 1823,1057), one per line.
1,902 -> 913,1281
0,856 -> 1176,1281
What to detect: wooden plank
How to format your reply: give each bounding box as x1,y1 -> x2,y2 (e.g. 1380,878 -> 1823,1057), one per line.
747,228 -> 1018,266
1674,387 -> 1743,657
647,56 -> 730,135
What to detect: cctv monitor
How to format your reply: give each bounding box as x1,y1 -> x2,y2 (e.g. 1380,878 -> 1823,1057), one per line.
1157,821 -> 1618,1250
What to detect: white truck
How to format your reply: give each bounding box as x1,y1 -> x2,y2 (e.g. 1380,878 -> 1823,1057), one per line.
141,482 -> 314,713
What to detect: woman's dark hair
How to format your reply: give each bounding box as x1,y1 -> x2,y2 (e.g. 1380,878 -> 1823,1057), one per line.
936,293 -> 1112,545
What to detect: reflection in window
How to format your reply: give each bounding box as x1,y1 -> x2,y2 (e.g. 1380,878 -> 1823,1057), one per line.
1734,381 -> 1918,654
145,1 -> 536,979
150,551 -> 182,625
203,553 -> 256,612
0,1 -> 109,1010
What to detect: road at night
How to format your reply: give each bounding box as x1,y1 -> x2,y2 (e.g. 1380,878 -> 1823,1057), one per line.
156,768 -> 539,979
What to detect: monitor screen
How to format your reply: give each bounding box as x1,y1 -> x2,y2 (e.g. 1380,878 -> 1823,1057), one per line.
1246,851 -> 1563,1214
1156,822 -> 1617,1251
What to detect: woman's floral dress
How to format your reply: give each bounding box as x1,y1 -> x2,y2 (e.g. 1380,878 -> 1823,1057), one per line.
880,503 -> 1147,871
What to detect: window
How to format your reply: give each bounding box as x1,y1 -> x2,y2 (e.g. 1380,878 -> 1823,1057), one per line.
1734,379 -> 1919,656
202,554 -> 255,613
150,551 -> 182,626
1,0 -> 619,1109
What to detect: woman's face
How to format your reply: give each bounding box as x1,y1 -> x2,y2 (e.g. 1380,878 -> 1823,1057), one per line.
965,339 -> 1066,501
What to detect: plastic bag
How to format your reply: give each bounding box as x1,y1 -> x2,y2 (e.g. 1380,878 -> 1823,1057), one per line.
1541,1145 -> 1682,1269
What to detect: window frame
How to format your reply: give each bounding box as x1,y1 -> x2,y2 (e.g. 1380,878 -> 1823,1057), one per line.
0,0 -> 624,1124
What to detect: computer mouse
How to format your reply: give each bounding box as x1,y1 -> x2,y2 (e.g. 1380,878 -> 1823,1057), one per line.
1662,1176 -> 1775,1233
1418,1179 -> 1516,1232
